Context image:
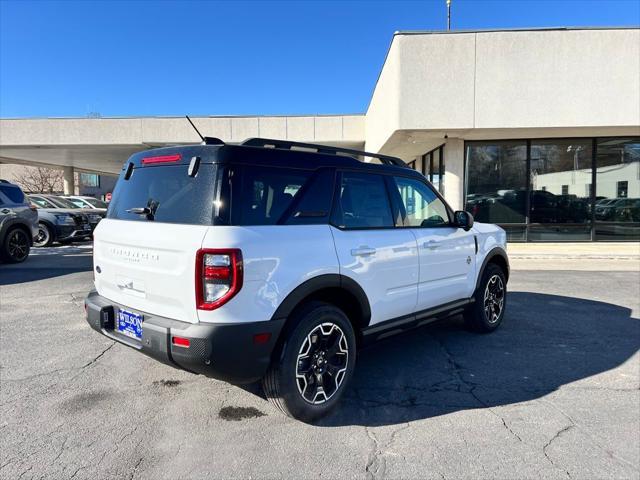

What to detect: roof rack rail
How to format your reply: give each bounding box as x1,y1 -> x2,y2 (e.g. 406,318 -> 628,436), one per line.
241,138 -> 408,167
0,179 -> 11,183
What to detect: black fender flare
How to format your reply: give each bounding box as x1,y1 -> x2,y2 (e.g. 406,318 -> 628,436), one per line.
0,218 -> 33,248
475,246 -> 510,291
270,273 -> 372,327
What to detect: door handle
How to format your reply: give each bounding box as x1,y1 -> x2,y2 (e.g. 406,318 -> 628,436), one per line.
351,247 -> 376,257
423,240 -> 441,250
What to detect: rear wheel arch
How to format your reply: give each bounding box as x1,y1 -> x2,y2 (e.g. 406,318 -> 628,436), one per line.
270,274 -> 371,352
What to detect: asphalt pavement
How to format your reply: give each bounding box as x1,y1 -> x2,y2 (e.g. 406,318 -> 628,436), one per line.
1,244 -> 639,479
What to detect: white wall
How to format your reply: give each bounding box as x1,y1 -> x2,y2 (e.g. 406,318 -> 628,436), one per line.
536,163 -> 640,199
366,28 -> 640,153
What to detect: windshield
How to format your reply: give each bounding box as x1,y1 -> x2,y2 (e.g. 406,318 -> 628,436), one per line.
84,197 -> 108,208
30,196 -> 56,208
107,164 -> 225,225
68,198 -> 88,208
49,196 -> 80,209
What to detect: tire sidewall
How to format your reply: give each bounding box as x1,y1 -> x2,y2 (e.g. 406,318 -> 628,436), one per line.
475,263 -> 507,331
277,303 -> 356,422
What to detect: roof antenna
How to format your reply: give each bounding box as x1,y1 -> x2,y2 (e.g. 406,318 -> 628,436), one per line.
185,116 -> 224,145
186,115 -> 205,142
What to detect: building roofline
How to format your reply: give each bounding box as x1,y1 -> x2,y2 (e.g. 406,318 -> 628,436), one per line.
0,113 -> 366,121
394,26 -> 639,36
365,25 -> 640,115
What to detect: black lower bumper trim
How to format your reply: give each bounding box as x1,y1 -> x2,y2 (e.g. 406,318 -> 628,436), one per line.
85,290 -> 284,384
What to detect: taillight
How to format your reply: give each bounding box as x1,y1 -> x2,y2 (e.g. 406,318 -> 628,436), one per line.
195,249 -> 243,310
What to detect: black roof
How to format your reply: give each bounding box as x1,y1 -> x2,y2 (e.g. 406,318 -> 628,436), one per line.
124,138 -> 420,178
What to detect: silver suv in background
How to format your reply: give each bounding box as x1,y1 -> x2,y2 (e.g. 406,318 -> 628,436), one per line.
29,194 -> 105,232
65,195 -> 109,210
28,195 -> 92,247
0,180 -> 37,263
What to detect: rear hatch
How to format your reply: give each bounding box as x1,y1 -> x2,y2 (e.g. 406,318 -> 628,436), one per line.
93,146 -> 226,324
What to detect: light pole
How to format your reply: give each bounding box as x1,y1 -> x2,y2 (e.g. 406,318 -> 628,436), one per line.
447,0 -> 451,31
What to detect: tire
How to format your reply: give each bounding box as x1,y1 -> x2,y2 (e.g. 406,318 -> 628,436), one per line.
1,227 -> 31,263
262,301 -> 356,422
33,222 -> 54,248
464,263 -> 507,333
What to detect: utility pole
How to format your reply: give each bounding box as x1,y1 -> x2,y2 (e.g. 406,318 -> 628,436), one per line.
447,0 -> 452,31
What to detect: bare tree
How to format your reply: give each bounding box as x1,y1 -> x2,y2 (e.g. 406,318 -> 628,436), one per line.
13,166 -> 64,194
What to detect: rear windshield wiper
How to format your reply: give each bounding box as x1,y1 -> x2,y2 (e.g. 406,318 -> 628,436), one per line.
126,207 -> 151,215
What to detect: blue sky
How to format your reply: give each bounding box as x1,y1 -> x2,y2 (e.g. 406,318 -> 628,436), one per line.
1,0 -> 638,118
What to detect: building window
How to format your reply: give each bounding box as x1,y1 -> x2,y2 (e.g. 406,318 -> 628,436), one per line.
421,145 -> 445,195
79,173 -> 100,188
594,138 -> 640,240
465,140 -> 527,228
465,137 -> 640,242
617,181 -> 628,198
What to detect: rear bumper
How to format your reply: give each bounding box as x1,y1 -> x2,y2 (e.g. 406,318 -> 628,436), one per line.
84,290 -> 284,384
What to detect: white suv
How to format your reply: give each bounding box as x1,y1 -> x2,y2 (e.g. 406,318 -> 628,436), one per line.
85,138 -> 509,422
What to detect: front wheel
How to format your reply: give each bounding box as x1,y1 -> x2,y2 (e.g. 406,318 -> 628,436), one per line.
464,263 -> 507,333
33,222 -> 54,247
262,301 -> 356,422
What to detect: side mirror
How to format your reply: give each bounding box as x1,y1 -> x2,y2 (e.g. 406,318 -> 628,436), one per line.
454,210 -> 474,231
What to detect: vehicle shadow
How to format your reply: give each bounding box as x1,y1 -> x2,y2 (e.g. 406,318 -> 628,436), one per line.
314,291 -> 639,427
0,245 -> 93,285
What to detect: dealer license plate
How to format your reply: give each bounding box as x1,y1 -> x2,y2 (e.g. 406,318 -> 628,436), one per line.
117,309 -> 143,340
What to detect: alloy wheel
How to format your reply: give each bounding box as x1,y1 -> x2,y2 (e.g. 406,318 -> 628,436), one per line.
33,224 -> 50,247
295,322 -> 349,405
7,230 -> 29,261
483,274 -> 505,323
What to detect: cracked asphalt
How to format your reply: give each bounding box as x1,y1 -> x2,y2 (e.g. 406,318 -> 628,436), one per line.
1,244 -> 639,479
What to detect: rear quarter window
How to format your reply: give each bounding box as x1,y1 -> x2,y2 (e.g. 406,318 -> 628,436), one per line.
0,185 -> 25,204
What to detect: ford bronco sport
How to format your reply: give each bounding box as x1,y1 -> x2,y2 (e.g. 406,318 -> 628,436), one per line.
85,138 -> 509,422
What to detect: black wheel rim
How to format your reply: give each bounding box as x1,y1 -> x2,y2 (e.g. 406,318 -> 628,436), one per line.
296,322 -> 349,405
7,230 -> 29,261
33,224 -> 49,247
484,274 -> 505,323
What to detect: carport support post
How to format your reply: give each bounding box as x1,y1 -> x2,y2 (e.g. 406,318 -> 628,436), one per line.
62,166 -> 75,195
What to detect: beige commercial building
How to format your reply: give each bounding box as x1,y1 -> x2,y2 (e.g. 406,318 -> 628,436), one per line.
1,27 -> 639,241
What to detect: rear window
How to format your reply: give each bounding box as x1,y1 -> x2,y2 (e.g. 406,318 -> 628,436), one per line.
0,185 -> 25,204
107,164 -> 223,225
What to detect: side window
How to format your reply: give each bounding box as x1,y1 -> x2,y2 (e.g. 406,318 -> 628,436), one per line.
392,176 -> 450,227
30,196 -> 55,208
0,185 -> 25,204
331,172 -> 393,229
285,169 -> 335,225
233,166 -> 311,225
